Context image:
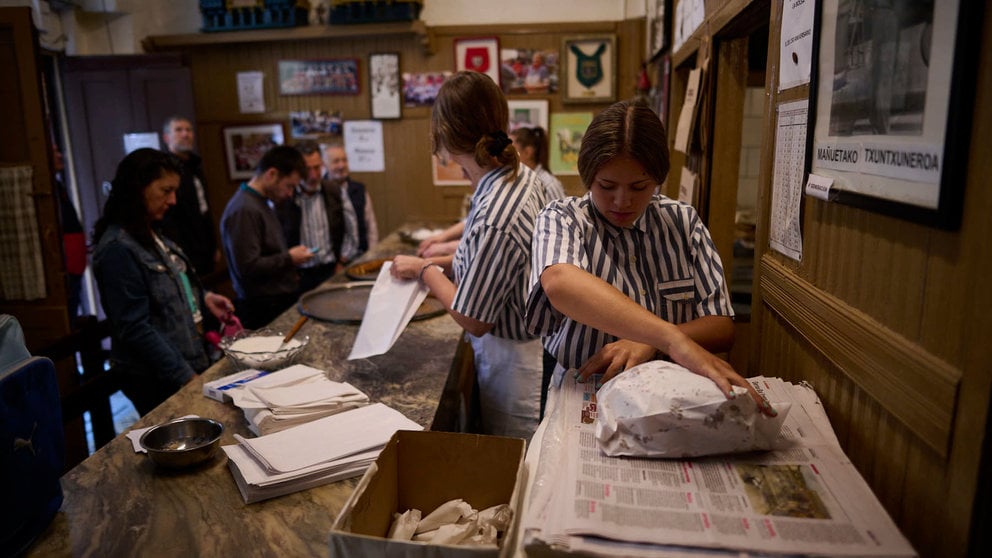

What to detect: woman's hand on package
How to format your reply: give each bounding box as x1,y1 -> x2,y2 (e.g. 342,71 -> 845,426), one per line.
576,340 -> 657,384
665,334 -> 777,417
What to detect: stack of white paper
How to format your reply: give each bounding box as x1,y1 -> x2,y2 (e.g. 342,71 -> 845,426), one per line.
226,364 -> 370,435
223,402 -> 422,503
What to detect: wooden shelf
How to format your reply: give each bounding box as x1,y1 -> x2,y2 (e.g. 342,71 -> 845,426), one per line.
142,20 -> 433,54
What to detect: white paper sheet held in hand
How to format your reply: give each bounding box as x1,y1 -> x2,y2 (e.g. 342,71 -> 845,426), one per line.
349,261 -> 430,360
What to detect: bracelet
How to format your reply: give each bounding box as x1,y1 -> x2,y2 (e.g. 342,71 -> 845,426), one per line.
418,262 -> 442,284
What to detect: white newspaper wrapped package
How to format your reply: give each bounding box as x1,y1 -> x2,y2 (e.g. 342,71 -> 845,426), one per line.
595,360 -> 791,458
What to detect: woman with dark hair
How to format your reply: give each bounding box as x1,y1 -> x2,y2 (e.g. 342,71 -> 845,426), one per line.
511,126 -> 566,201
527,100 -> 773,413
390,71 -> 549,439
93,148 -> 234,415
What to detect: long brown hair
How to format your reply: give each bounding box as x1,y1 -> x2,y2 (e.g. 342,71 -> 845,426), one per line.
431,71 -> 518,177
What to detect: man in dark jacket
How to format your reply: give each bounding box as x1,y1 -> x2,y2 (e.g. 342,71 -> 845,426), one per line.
160,116 -> 219,277
275,140 -> 346,293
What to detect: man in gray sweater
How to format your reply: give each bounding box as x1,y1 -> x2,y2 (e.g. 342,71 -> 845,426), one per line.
220,145 -> 313,329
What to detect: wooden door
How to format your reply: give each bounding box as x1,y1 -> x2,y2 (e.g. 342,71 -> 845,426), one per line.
61,54 -> 195,249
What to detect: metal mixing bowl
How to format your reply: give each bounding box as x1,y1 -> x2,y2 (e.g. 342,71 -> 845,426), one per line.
139,417 -> 224,468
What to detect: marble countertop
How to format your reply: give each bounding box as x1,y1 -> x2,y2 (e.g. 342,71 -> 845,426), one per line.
27,225 -> 466,557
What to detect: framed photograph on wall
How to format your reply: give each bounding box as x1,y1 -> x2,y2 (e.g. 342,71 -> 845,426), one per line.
500,48 -> 559,95
432,154 -> 470,186
809,0 -> 980,229
454,36 -> 501,87
549,111 -> 593,176
402,72 -> 451,107
223,123 -> 284,180
369,52 -> 401,119
278,59 -> 360,95
646,0 -> 670,60
562,35 -> 617,104
508,100 -> 549,133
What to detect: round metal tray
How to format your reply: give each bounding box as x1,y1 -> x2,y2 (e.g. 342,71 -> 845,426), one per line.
344,258 -> 388,281
297,281 -> 446,325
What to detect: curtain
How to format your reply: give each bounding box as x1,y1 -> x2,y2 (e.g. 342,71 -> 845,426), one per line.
0,165 -> 47,301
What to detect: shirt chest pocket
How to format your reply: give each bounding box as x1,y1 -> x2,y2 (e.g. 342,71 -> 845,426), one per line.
657,278 -> 696,321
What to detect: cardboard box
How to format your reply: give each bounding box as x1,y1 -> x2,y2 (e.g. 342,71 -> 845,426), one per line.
330,430 -> 526,557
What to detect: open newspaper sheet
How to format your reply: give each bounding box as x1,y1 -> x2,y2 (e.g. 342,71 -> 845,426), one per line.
520,375 -> 916,557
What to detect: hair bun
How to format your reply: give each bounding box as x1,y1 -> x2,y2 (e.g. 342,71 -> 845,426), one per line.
486,130 -> 512,156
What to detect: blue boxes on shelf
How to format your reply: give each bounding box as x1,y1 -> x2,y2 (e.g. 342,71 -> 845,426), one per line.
328,0 -> 423,25
200,0 -> 310,33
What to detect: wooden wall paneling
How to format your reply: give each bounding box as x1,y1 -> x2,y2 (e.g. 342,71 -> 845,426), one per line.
751,0 -> 992,555
707,35 -> 747,285
173,21 -> 645,238
664,61 -> 691,199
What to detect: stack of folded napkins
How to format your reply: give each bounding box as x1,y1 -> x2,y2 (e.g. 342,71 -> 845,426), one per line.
226,364 -> 370,435
223,403 -> 422,503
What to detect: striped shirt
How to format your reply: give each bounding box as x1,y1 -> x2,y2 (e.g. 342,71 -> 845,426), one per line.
526,193 -> 733,369
534,164 -> 566,201
297,191 -> 334,267
451,163 -> 549,340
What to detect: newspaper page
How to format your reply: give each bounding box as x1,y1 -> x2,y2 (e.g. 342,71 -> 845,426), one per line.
522,375 -> 915,557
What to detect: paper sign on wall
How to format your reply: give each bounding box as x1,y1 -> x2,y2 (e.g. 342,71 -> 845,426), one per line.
343,120 -> 384,172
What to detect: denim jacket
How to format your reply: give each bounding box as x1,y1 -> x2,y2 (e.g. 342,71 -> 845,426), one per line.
92,224 -> 209,387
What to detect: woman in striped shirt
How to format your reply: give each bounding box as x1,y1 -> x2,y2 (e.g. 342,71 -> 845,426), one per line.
391,71 -> 550,439
527,99 -> 772,412
511,126 -> 566,201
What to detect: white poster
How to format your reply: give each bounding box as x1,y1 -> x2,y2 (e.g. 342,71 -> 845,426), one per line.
237,71 -> 265,114
343,120 -> 384,173
779,0 -> 816,91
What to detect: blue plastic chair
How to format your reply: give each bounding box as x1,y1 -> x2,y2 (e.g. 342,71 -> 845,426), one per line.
0,315 -> 65,556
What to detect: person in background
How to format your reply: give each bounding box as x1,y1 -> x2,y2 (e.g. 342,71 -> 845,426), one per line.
511,126 -> 566,201
526,99 -> 774,414
390,71 -> 549,440
323,143 -> 378,265
159,116 -> 219,277
51,141 -> 86,322
417,127 -> 566,268
276,140 -> 346,293
220,145 -> 313,329
92,148 -> 234,415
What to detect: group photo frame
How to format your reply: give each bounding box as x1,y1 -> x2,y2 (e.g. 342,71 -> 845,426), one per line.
278,58 -> 360,96
223,123 -> 284,180
809,0 -> 980,229
561,34 -> 617,104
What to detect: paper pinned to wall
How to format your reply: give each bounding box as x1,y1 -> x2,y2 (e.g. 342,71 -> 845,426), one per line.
778,0 -> 815,91
237,71 -> 265,114
678,166 -> 697,205
343,120 -> 384,172
769,100 -> 809,262
674,67 -> 702,154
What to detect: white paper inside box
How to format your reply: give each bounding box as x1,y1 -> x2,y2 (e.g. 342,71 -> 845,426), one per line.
329,430 -> 526,558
